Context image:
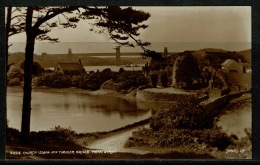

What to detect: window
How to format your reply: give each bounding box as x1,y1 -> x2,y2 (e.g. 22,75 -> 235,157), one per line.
229,70 -> 237,73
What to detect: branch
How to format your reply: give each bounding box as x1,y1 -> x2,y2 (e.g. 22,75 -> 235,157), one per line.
33,7 -> 79,30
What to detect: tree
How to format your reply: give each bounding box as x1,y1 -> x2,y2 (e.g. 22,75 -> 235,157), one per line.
6,7 -> 28,72
175,51 -> 201,89
5,7 -> 12,73
15,6 -> 150,143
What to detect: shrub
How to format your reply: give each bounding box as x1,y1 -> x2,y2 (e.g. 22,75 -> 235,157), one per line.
30,126 -> 76,145
6,127 -> 20,144
71,75 -> 81,87
8,77 -> 22,86
119,67 -> 125,73
160,71 -> 168,87
115,71 -> 148,90
149,60 -> 162,71
7,66 -> 24,86
150,98 -> 214,131
150,74 -> 158,87
35,69 -> 147,91
35,72 -> 73,88
129,127 -> 231,150
100,80 -> 120,90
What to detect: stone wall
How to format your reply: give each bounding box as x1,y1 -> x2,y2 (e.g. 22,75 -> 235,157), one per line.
136,88 -> 208,111
201,91 -> 247,111
136,100 -> 178,111
136,89 -> 197,102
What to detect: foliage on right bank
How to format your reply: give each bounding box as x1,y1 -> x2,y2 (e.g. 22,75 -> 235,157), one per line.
126,95 -> 250,152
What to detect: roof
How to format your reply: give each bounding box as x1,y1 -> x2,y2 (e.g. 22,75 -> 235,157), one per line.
221,59 -> 236,67
57,62 -> 84,71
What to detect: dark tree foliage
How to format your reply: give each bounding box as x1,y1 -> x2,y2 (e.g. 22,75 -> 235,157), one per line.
150,74 -> 158,87
35,70 -> 148,91
147,97 -> 232,150
116,71 -> 148,90
160,71 -> 168,87
81,6 -> 151,49
142,50 -> 163,60
150,97 -> 220,131
175,51 -> 201,89
206,52 -> 244,69
20,61 -> 45,76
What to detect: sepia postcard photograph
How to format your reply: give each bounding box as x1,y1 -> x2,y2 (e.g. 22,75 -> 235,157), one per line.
4,6 -> 252,160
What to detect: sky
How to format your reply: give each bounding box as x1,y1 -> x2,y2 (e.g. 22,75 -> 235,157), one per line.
8,6 -> 251,54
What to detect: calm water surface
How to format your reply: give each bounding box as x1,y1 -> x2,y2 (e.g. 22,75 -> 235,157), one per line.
7,87 -> 151,133
217,106 -> 251,139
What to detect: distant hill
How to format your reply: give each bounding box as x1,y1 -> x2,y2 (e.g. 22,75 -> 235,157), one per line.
8,48 -> 251,70
176,48 -> 251,70
237,49 -> 251,63
8,52 -> 150,68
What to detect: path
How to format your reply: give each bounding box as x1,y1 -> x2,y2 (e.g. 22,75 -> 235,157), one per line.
86,124 -> 150,154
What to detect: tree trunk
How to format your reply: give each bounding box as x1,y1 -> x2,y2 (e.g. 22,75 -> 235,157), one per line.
21,7 -> 35,144
5,7 -> 12,73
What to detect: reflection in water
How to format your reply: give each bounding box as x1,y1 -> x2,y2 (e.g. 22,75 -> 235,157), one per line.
7,87 -> 151,133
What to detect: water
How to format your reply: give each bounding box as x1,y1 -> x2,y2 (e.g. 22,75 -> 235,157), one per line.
7,87 -> 151,133
47,65 -> 145,72
91,55 -> 141,58
217,94 -> 252,139
217,108 -> 251,139
83,65 -> 144,72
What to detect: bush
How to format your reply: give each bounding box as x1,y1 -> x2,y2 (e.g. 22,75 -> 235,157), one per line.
71,75 -> 81,87
35,69 -> 148,91
100,80 -> 120,90
6,127 -> 20,144
115,71 -> 148,90
160,71 -> 168,87
30,126 -> 76,145
119,67 -> 125,73
20,61 -> 45,76
35,72 -> 73,88
129,127 -> 231,150
151,74 -> 158,87
7,66 -> 24,86
8,77 -> 22,86
150,99 -> 214,131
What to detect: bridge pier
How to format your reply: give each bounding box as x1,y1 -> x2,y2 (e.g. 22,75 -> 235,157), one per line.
115,46 -> 121,66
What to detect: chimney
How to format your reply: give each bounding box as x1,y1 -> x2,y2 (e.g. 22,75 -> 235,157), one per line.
163,47 -> 168,57
115,46 -> 121,66
68,48 -> 72,55
79,59 -> 82,65
238,58 -> 242,63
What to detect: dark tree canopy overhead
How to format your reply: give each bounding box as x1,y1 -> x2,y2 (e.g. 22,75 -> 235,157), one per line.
8,6 -> 151,45
81,6 -> 151,49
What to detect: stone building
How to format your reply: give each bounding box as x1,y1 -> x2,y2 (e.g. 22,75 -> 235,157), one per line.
54,59 -> 85,75
221,59 -> 251,91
